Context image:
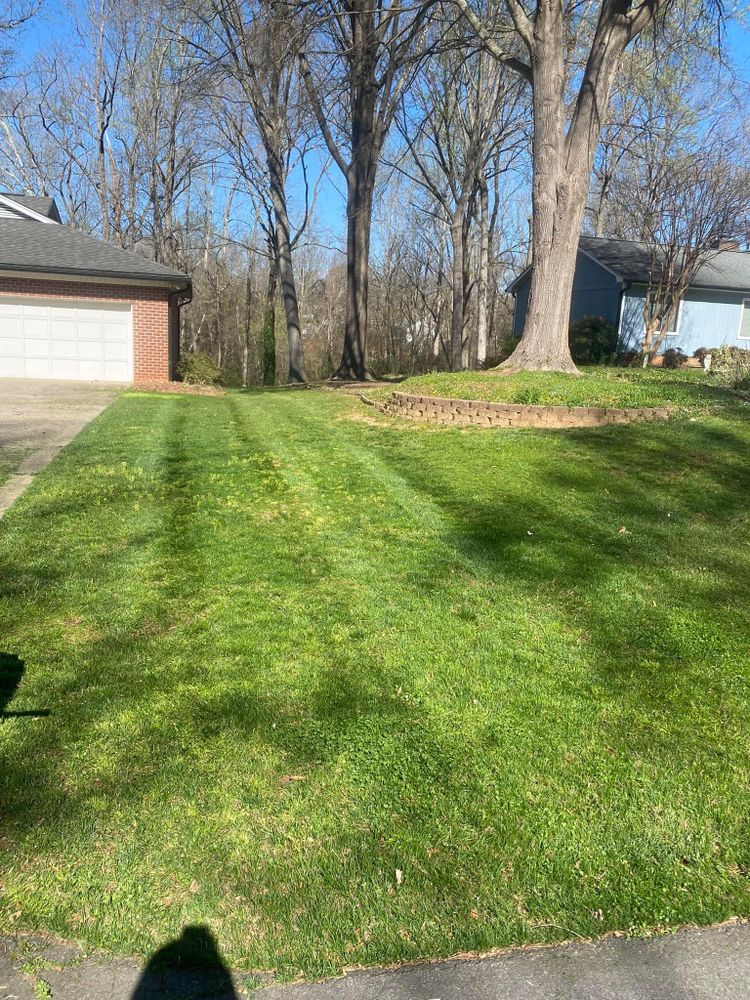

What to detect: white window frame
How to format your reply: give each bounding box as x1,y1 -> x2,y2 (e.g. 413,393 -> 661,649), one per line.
736,299 -> 750,340
643,297 -> 682,340
663,299 -> 682,337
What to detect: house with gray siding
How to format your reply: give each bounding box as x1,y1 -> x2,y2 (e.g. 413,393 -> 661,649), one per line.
508,236 -> 750,357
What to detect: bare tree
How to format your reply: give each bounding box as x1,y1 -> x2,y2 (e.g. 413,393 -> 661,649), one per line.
297,0 -> 434,379
395,38 -> 525,370
454,0 -> 724,373
191,0 -> 311,382
621,140 -> 750,364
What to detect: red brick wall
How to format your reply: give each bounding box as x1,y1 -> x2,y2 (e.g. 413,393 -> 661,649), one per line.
0,275 -> 172,382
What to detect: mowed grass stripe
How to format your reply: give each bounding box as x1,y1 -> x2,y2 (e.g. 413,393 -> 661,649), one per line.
0,388 -> 748,979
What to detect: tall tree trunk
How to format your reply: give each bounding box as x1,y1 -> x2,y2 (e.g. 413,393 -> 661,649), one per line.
502,11 -> 581,373
497,3 -> 634,374
461,212 -> 472,369
476,175 -> 489,367
336,164 -> 374,380
243,265 -> 253,387
449,205 -> 466,371
268,149 -> 306,383
261,257 -> 278,386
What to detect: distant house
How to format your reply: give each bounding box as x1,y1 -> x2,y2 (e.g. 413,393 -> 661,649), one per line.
508,236 -> 750,357
0,193 -> 190,383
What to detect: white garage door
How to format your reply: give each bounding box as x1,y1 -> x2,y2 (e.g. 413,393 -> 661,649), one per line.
0,296 -> 132,381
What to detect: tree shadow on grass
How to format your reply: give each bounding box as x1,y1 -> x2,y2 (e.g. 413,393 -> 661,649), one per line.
131,926 -> 238,1000
375,415 -> 750,748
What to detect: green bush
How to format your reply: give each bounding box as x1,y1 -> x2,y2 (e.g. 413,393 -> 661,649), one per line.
568,315 -> 618,364
709,344 -> 750,391
662,347 -> 688,369
176,351 -> 221,386
614,350 -> 641,368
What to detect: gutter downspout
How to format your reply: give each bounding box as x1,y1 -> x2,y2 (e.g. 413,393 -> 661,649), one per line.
168,280 -> 192,380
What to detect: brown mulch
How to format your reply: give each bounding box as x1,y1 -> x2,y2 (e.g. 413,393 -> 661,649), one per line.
127,381 -> 225,397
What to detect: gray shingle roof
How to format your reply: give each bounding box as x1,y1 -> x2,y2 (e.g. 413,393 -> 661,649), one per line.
0,193 -> 62,221
579,236 -> 750,292
508,236 -> 750,295
0,219 -> 188,283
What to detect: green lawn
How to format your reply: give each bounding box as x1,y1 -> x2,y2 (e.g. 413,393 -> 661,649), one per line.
367,367 -> 741,411
1,386 -> 749,981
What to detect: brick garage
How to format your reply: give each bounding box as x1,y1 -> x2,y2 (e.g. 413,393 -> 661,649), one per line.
0,193 -> 190,384
0,276 -> 178,383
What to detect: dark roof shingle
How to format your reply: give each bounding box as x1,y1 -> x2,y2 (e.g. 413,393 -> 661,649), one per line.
0,193 -> 61,221
579,236 -> 750,292
0,219 -> 188,283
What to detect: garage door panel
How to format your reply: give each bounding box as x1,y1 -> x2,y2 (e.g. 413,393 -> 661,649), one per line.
0,317 -> 23,338
77,321 -> 109,340
25,357 -> 51,377
78,340 -> 105,361
0,336 -> 22,356
78,359 -> 110,379
22,303 -> 49,318
102,323 -> 129,341
0,356 -> 23,375
0,296 -> 132,381
103,360 -> 130,380
24,319 -> 49,339
24,337 -> 51,358
52,339 -> 77,358
50,317 -> 76,338
104,341 -> 128,361
51,358 -> 78,379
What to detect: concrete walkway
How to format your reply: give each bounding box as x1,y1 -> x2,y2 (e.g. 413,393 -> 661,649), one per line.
0,379 -> 121,516
1,922 -> 748,1000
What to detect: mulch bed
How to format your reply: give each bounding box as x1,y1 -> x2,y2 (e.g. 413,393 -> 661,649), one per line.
127,382 -> 225,397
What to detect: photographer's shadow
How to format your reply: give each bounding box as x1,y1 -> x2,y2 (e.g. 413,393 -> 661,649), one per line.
0,652 -> 48,719
131,925 -> 237,999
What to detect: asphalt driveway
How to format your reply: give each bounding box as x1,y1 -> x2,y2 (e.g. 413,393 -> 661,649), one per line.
2,922 -> 749,999
0,379 -> 121,515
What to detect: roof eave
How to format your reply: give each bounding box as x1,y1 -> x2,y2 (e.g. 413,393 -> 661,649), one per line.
0,264 -> 189,287
505,265 -> 531,295
626,278 -> 750,295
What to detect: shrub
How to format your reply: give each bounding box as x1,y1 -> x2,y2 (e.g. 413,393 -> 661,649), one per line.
568,315 -> 618,364
710,343 -> 750,391
176,351 -> 221,386
710,344 -> 748,366
614,350 -> 641,368
662,347 -> 688,369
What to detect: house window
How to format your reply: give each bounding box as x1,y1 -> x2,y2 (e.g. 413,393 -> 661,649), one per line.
738,300 -> 750,340
663,301 -> 680,336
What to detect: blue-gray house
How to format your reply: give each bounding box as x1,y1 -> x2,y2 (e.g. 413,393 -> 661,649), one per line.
508,236 -> 750,356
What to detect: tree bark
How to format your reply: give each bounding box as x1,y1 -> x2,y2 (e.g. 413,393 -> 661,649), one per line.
502,6 -> 582,373
261,255 -> 278,386
337,163 -> 374,380
449,205 -> 467,371
268,148 -> 306,383
476,175 -> 489,367
243,265 -> 253,387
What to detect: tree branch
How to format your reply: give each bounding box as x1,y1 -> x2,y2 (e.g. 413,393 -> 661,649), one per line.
451,0 -> 532,81
297,49 -> 349,176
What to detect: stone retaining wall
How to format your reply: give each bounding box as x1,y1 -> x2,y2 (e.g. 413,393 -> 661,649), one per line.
369,391 -> 670,429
